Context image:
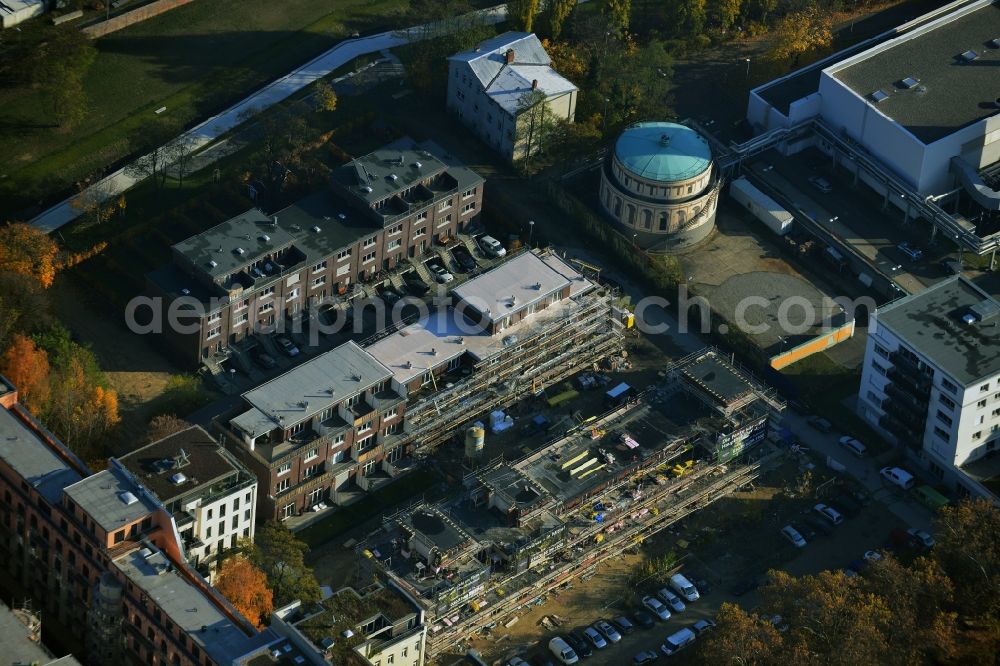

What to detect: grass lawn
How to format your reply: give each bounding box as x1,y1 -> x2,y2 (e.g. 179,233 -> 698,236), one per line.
299,470 -> 443,549
781,352 -> 893,455
0,0 -> 493,214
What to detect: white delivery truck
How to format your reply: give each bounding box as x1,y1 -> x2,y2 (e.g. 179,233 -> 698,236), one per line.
730,177 -> 794,236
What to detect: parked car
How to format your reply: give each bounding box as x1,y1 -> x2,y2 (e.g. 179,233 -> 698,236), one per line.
479,234 -> 506,258
814,503 -> 844,525
896,241 -> 923,261
729,577 -> 760,597
251,347 -> 277,369
594,620 -> 621,643
691,618 -> 717,635
807,416 -> 833,432
402,271 -> 430,296
452,245 -> 477,272
547,637 -> 579,665
808,175 -> 833,193
781,524 -> 807,548
641,596 -> 671,621
426,261 -> 454,283
275,335 -> 299,357
670,573 -> 700,602
804,514 -> 835,536
582,627 -> 606,649
907,527 -> 935,548
565,631 -> 592,659
506,658 -> 529,666
660,627 -> 697,656
657,588 -> 686,613
863,550 -> 883,563
612,616 -> 635,635
633,650 -> 659,665
631,610 -> 656,629
881,466 -> 915,490
838,436 -> 867,457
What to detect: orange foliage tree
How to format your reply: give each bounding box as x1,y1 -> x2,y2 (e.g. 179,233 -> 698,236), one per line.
0,223 -> 59,288
0,334 -> 51,412
215,555 -> 274,629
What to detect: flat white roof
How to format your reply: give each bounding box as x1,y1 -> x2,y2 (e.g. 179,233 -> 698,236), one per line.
452,251 -> 589,325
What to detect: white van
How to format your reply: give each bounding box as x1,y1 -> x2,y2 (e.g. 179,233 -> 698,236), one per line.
478,235 -> 506,258
669,573 -> 700,602
880,466 -> 915,490
548,637 -> 579,665
661,627 -> 697,656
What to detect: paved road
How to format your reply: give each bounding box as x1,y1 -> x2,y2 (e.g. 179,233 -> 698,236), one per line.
29,5 -> 507,233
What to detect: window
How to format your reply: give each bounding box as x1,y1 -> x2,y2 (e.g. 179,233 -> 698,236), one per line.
336,249 -> 351,261
413,226 -> 426,238
206,526 -> 212,538
388,239 -> 402,251
936,410 -> 953,426
234,497 -> 240,510
462,188 -> 476,198
207,509 -> 213,520
973,431 -> 983,441
234,298 -> 249,311
363,251 -> 376,264
303,464 -> 322,478
206,326 -> 222,340
282,503 -> 295,519
232,516 -> 238,530
261,286 -> 276,297
438,198 -> 453,212
940,377 -> 958,394
357,435 -> 375,452
437,214 -> 452,228
358,420 -> 373,434
208,312 -> 221,324
872,361 -> 887,377
220,504 -> 226,517
333,433 -> 346,446
384,422 -> 401,436
313,276 -> 327,287
981,382 -> 991,393
363,236 -> 377,248
874,344 -> 889,360
286,288 -> 300,301
978,399 -> 988,408
276,479 -> 290,493
313,261 -> 327,272
933,426 -> 949,441
383,407 -> 398,420
388,223 -> 403,236
258,302 -> 274,314
940,395 -> 956,410
244,509 -> 251,521
462,202 -> 476,215
866,390 -> 883,407
304,448 -> 318,462
659,212 -> 668,231
233,313 -> 249,326
416,211 -> 428,223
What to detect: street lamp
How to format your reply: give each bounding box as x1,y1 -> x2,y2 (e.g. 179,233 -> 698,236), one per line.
744,58 -> 751,79
527,220 -> 535,248
603,98 -> 610,133
632,232 -> 638,249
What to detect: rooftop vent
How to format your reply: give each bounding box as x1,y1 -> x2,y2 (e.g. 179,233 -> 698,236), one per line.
312,226 -> 322,233
118,491 -> 138,506
659,133 -> 670,146
959,50 -> 979,62
430,347 -> 437,356
533,281 -> 542,290
169,472 -> 187,486
217,246 -> 224,253
261,234 -> 271,242
362,186 -> 373,193
208,260 -> 218,268
235,247 -> 246,255
414,161 -> 422,169
899,77 -> 919,89
181,288 -> 190,296
389,173 -> 398,181
870,89 -> 890,103
338,213 -> 347,220
962,313 -> 977,325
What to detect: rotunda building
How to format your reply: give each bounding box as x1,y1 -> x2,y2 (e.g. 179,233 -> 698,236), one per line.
600,121 -> 720,251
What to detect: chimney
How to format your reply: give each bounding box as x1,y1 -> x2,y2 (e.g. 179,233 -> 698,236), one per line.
531,79 -> 538,90
505,49 -> 515,64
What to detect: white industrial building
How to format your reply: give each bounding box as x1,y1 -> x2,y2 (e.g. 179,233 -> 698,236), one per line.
0,0 -> 46,29
744,0 -> 1000,255
857,276 -> 1000,499
447,32 -> 578,162
118,425 -> 258,580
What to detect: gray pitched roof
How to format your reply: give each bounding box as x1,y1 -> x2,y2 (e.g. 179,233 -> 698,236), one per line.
449,31 -> 578,115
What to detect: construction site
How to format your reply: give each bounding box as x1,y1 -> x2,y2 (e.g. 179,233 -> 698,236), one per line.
352,349 -> 785,657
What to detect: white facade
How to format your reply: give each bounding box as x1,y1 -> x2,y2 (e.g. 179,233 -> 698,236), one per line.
184,482 -> 257,574
447,32 -> 578,162
857,279 -> 1000,498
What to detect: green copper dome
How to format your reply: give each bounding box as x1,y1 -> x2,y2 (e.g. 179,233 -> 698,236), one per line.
614,122 -> 712,182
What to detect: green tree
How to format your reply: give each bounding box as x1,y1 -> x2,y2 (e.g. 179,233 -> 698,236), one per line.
35,29 -> 97,128
766,6 -> 832,64
509,0 -> 541,32
709,0 -> 743,32
547,0 -> 577,39
697,602 -> 784,665
241,522 -> 321,606
0,272 -> 52,353
313,80 -> 338,113
601,0 -> 632,35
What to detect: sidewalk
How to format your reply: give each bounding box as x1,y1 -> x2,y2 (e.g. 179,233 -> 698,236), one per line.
29,5 -> 507,233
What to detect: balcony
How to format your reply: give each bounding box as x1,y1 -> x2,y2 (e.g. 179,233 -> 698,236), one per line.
384,455 -> 416,477
884,383 -> 929,413
356,443 -> 385,465
888,352 -> 933,389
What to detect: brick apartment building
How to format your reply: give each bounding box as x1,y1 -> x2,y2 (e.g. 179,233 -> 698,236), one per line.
224,341 -> 406,521
221,250 -> 624,524
147,139 -> 485,366
0,375 -> 296,666
117,426 -> 258,580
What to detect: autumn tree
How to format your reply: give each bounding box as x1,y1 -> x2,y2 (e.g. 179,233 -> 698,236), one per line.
215,555 -> 274,629
547,0 -> 576,39
0,223 -> 60,288
709,0 -> 743,33
146,414 -> 192,443
697,602 -> 785,666
241,522 -> 321,606
508,0 -> 541,32
313,80 -> 338,113
0,272 -> 53,352
0,335 -> 51,413
540,39 -> 589,81
766,6 -> 832,65
934,498 -> 1000,618
600,0 -> 632,36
